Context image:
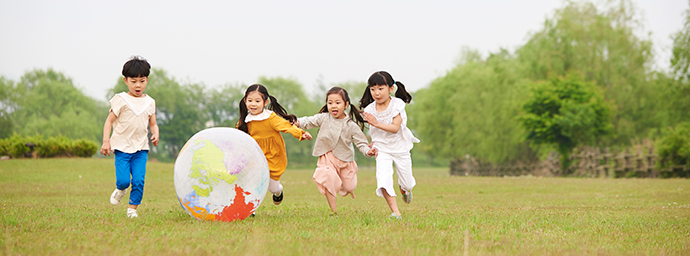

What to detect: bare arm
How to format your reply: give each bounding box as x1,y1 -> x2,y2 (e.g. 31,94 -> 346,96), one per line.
363,112 -> 402,134
149,113 -> 159,146
100,111 -> 117,156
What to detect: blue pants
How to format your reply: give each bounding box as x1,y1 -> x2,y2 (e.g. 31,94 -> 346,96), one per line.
114,150 -> 148,205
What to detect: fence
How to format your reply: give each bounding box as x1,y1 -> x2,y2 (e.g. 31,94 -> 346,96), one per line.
451,145 -> 689,178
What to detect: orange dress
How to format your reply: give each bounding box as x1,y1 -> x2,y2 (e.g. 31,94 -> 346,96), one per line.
246,112 -> 305,180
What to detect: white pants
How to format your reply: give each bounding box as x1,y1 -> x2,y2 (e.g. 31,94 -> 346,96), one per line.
269,179 -> 283,195
375,151 -> 416,197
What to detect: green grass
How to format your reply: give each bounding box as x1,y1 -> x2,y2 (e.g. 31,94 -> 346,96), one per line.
1,158 -> 689,255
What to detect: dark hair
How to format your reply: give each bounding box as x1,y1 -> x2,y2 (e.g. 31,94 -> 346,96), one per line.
122,55 -> 151,78
359,71 -> 412,109
318,87 -> 367,131
238,84 -> 298,134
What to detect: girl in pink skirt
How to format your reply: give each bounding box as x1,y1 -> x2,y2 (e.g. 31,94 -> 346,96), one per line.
296,87 -> 376,215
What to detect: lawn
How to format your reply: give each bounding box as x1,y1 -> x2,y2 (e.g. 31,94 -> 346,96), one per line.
1,158 -> 689,255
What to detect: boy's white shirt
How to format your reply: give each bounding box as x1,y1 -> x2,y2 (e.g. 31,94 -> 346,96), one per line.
109,92 -> 156,153
245,109 -> 273,123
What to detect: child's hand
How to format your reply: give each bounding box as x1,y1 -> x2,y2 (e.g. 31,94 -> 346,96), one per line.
100,141 -> 111,156
363,113 -> 379,127
367,148 -> 377,158
150,133 -> 159,146
302,131 -> 312,140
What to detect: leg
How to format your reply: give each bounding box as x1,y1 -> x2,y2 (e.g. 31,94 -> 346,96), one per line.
393,152 -> 416,192
374,152 -> 395,198
339,160 -> 358,199
268,179 -> 283,195
313,153 -> 341,212
269,179 -> 284,205
381,188 -> 400,216
128,150 -> 148,209
114,150 -> 132,190
325,192 -> 337,213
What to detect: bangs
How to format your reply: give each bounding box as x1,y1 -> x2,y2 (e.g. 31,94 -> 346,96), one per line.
122,59 -> 151,78
367,73 -> 389,87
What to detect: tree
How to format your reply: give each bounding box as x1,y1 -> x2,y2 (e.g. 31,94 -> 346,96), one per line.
671,1 -> 690,82
517,0 -> 655,146
0,77 -> 16,138
9,69 -> 107,142
410,49 -> 535,165
205,83 -> 245,128
519,76 -> 613,172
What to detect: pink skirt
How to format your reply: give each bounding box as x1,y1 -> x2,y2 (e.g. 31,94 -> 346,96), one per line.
313,151 -> 358,197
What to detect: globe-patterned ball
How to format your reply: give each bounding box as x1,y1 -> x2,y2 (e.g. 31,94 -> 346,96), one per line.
174,127 -> 269,221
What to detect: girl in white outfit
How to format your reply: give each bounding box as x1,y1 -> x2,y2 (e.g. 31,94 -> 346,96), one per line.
360,71 -> 420,220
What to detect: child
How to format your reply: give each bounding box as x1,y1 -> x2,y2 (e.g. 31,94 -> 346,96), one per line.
295,87 -> 376,215
101,56 -> 159,218
360,71 -> 420,220
237,84 -> 312,205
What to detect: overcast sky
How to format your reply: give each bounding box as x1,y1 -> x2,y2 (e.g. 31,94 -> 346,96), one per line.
0,0 -> 686,101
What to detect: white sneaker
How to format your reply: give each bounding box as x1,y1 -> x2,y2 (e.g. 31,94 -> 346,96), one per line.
110,189 -> 126,205
126,208 -> 138,218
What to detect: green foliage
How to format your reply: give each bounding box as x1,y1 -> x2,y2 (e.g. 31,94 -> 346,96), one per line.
411,50 -> 534,164
671,1 -> 690,82
519,76 -> 612,171
517,0 -> 654,145
656,122 -> 690,169
36,136 -> 70,158
206,83 -> 244,128
0,135 -> 97,158
0,134 -> 41,158
72,139 -> 98,157
1,69 -> 107,142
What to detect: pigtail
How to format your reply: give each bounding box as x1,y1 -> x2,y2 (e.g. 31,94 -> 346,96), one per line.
349,106 -> 367,131
318,104 -> 328,114
237,96 -> 249,134
393,81 -> 412,103
268,95 -> 298,124
359,88 -> 374,109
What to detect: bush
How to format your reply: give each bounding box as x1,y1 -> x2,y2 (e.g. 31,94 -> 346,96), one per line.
657,122 -> 690,169
36,136 -> 71,158
72,139 -> 98,157
2,134 -> 41,158
0,135 -> 97,159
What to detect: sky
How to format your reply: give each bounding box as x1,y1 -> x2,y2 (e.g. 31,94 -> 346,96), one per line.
0,0 -> 686,101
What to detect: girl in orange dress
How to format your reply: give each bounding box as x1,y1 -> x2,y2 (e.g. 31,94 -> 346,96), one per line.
237,84 -> 312,205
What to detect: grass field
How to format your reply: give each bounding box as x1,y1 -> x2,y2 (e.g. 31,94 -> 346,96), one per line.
1,158 -> 689,255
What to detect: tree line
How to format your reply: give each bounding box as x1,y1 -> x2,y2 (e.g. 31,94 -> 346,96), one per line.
1,0 -> 688,171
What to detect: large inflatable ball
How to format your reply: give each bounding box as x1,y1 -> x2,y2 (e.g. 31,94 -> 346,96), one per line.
174,127 -> 269,221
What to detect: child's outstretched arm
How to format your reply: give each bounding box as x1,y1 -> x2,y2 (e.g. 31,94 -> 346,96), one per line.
351,126 -> 374,157
100,111 -> 117,156
363,113 -> 402,133
296,113 -> 325,130
149,113 -> 159,146
270,115 -> 312,141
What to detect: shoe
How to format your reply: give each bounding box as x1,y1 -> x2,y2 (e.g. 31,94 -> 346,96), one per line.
273,192 -> 283,205
329,211 -> 338,217
389,213 -> 402,220
126,208 -> 138,218
110,189 -> 126,205
400,187 -> 413,204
